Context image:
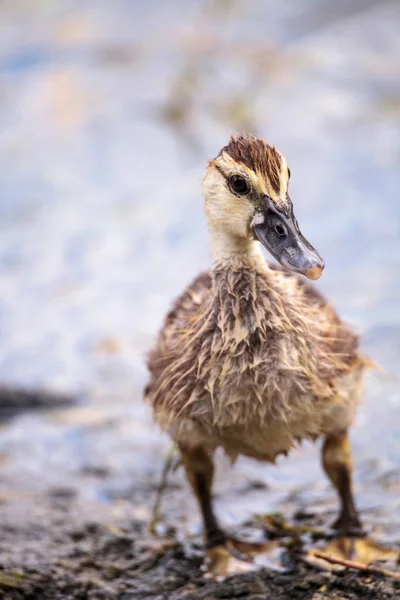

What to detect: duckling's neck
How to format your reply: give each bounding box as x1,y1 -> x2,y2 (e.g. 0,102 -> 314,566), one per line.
209,226 -> 266,270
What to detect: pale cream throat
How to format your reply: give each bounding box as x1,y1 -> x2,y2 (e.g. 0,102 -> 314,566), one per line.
208,226 -> 267,268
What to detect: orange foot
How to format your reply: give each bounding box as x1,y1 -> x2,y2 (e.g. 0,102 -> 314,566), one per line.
203,538 -> 284,581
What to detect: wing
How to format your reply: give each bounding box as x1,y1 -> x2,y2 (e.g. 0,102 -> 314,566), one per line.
145,271 -> 212,398
269,263 -> 360,367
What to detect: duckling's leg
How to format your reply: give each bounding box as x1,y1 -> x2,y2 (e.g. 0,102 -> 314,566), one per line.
179,444 -> 226,548
322,431 -> 362,534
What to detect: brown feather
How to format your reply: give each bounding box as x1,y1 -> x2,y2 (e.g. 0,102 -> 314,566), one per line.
221,134 -> 284,194
146,258 -> 368,463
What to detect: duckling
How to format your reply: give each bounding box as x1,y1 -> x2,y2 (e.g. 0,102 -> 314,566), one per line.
145,134 -> 368,556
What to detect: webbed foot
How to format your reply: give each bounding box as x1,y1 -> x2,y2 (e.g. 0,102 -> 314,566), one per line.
203,534 -> 279,580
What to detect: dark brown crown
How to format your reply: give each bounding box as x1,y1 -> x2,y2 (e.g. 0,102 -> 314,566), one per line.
220,134 -> 284,194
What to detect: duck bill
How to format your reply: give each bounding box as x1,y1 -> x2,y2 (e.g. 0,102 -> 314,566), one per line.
253,198 -> 325,280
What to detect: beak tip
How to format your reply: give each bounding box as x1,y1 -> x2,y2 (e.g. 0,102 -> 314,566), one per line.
304,263 -> 324,280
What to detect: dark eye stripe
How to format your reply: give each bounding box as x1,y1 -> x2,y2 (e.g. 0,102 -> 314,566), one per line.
214,164 -> 229,182
215,165 -> 250,195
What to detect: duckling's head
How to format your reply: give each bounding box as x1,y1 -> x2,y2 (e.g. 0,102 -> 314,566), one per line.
203,134 -> 324,280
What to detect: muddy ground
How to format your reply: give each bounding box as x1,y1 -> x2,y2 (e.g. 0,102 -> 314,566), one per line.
2,518 -> 400,600
0,391 -> 399,600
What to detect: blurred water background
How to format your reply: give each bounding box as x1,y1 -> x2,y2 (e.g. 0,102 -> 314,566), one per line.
0,0 -> 399,543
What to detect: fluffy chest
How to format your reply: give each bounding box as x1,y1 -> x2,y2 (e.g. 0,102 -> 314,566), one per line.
194,316 -> 311,426
149,262 -> 359,438
182,269 -> 326,428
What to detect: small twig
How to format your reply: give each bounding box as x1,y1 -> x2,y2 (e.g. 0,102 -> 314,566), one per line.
148,445 -> 179,534
312,551 -> 400,580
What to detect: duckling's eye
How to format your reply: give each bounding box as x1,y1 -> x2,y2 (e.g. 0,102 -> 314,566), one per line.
230,175 -> 249,195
